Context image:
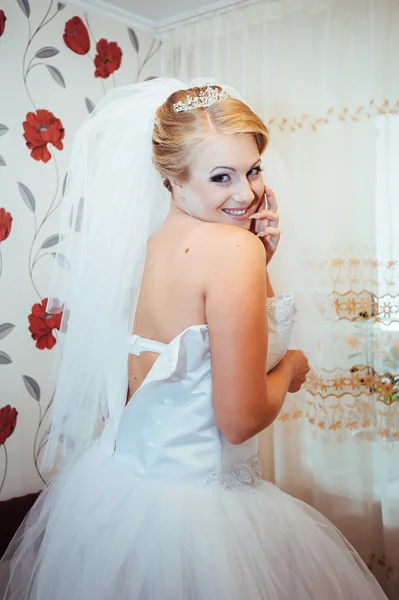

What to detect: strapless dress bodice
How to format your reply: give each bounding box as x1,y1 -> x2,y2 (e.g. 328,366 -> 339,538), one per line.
111,295 -> 296,489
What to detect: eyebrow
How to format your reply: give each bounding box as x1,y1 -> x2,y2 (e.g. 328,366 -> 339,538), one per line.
209,158 -> 261,175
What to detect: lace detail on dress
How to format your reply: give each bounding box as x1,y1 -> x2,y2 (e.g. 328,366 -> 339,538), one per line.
208,455 -> 262,490
266,294 -> 297,333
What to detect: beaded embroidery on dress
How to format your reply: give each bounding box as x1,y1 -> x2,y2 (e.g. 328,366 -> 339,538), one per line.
266,293 -> 297,332
208,455 -> 262,490
0,295 -> 387,599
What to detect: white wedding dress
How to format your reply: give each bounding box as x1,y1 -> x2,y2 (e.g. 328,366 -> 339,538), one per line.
1,295 -> 387,599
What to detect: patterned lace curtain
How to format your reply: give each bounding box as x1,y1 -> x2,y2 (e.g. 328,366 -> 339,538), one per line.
160,0 -> 399,596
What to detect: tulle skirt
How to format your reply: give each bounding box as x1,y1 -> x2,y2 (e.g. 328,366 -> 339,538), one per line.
0,443 -> 387,600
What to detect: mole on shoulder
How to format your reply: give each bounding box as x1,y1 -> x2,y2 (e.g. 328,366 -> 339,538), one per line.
185,248 -> 190,254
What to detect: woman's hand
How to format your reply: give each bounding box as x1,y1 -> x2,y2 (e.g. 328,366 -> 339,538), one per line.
249,186 -> 280,265
279,350 -> 310,393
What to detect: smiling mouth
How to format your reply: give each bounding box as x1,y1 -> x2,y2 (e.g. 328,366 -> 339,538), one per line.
222,201 -> 255,217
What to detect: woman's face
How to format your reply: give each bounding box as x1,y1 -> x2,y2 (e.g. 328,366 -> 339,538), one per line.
172,133 -> 264,230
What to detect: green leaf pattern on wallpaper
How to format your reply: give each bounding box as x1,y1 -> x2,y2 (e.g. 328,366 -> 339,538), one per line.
0,0 -> 161,495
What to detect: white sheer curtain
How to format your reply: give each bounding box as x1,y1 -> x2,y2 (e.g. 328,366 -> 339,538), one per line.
161,1 -> 399,596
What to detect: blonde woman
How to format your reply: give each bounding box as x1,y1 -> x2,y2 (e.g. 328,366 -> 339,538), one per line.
0,79 -> 387,600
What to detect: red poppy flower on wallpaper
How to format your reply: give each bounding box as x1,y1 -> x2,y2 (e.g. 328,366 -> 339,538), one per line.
0,208 -> 12,243
0,405 -> 18,446
28,298 -> 63,350
23,109 -> 65,163
0,10 -> 6,37
63,16 -> 90,55
94,39 -> 122,79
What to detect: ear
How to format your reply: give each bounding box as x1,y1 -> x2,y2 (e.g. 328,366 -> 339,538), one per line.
169,178 -> 187,201
169,177 -> 184,190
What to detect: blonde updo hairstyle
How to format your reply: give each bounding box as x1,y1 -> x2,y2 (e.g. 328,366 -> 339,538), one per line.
152,85 -> 269,193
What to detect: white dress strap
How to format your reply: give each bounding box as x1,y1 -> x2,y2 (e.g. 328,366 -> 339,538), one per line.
129,334 -> 167,357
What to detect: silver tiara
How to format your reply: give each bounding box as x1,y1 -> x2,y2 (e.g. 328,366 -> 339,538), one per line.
173,84 -> 229,113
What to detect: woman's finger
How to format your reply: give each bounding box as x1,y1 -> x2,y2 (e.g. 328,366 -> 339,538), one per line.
250,210 -> 279,226
265,186 -> 278,213
257,226 -> 280,239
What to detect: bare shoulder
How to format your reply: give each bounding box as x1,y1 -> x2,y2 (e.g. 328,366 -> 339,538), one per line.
193,222 -> 266,276
200,222 -> 267,328
200,221 -> 263,249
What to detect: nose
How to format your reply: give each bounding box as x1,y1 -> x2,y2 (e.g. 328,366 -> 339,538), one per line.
233,177 -> 255,205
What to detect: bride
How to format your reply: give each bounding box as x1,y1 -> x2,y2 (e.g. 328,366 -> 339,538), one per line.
1,78 -> 387,599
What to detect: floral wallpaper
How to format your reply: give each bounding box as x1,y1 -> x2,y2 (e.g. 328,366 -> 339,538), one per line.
0,0 -> 161,500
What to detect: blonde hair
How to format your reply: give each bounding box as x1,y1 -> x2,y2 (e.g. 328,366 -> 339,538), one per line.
152,86 -> 269,192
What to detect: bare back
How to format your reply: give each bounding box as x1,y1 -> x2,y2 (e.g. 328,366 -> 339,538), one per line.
128,210 -> 212,398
